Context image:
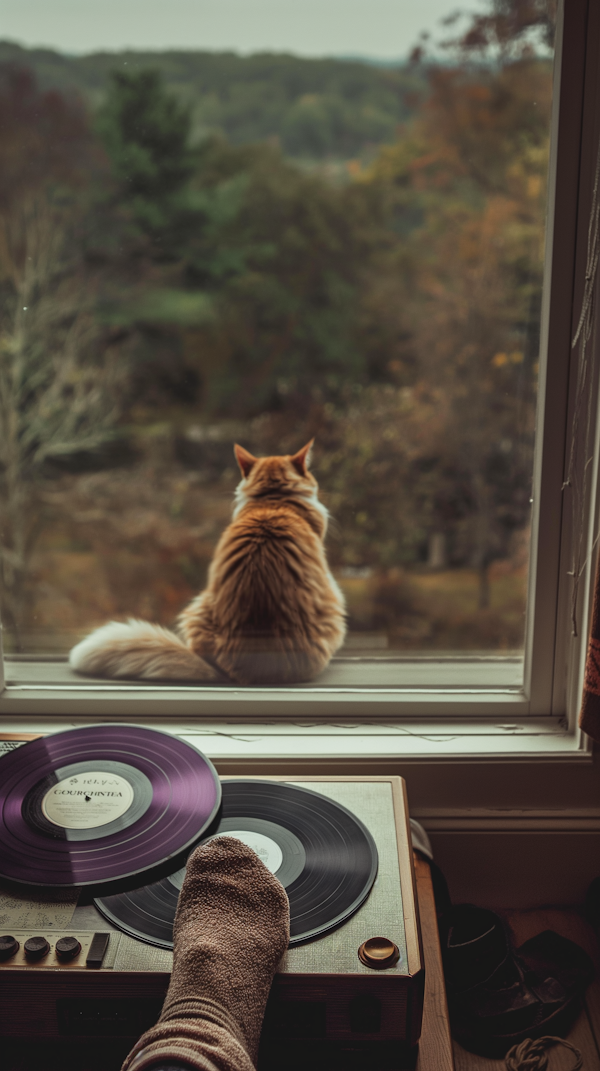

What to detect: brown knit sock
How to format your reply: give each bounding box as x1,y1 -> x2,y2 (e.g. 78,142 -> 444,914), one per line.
122,837 -> 290,1071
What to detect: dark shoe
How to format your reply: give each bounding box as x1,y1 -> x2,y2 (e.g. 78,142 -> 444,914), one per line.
442,905 -> 594,1057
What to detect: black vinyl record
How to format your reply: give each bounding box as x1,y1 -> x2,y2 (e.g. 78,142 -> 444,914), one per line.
95,779 -> 378,948
0,725 -> 221,887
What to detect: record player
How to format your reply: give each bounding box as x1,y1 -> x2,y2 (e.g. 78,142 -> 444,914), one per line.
0,729 -> 425,1070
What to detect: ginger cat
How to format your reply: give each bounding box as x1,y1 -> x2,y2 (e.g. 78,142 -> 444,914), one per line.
69,441 -> 346,684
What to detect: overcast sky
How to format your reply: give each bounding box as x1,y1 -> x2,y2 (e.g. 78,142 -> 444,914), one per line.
1,0 -> 488,60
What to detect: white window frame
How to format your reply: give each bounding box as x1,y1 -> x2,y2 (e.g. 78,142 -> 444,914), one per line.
1,0 -> 599,765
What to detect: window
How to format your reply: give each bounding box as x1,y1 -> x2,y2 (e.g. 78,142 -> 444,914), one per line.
0,0 -> 598,749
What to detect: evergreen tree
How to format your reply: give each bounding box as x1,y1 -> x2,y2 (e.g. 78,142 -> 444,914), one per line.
98,68 -> 195,234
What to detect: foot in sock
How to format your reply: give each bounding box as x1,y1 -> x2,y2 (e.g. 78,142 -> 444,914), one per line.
121,836 -> 290,1071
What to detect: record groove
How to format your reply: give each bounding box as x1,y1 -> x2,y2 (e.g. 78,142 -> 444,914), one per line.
95,779 -> 378,947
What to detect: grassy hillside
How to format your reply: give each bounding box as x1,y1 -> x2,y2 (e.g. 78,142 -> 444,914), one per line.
0,40 -> 424,160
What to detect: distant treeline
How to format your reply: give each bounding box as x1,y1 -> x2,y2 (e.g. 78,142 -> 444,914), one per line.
0,40 -> 424,161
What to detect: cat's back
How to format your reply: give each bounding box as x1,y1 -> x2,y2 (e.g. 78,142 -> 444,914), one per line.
212,497 -> 326,607
182,443 -> 346,682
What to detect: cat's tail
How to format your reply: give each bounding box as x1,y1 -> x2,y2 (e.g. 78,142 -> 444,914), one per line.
69,619 -> 222,681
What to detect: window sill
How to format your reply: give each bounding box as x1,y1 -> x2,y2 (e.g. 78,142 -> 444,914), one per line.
0,656 -> 532,720
4,654 -> 525,688
0,712 -> 589,766
0,658 -> 588,763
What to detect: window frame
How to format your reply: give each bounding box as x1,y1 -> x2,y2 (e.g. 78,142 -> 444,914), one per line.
1,0 -> 598,757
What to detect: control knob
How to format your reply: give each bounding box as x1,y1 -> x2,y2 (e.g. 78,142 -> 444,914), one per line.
56,936 -> 82,962
24,936 -> 50,960
0,935 -> 19,961
358,936 -> 400,969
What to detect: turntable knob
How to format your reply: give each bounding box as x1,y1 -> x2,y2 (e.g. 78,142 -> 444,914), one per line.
55,936 -> 82,961
24,936 -> 50,960
0,935 -> 19,961
358,937 -> 400,969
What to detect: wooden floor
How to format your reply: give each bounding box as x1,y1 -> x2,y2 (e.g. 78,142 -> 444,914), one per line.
453,909 -> 600,1071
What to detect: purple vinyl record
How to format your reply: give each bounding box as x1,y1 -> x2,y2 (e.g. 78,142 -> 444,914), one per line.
0,725 -> 221,887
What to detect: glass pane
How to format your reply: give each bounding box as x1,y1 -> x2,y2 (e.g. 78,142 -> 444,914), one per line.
0,1 -> 556,679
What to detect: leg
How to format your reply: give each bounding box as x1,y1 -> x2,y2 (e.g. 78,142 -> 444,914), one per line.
122,838 -> 289,1071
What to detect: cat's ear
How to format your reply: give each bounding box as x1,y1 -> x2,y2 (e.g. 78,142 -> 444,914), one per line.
234,444 -> 258,478
290,439 -> 314,476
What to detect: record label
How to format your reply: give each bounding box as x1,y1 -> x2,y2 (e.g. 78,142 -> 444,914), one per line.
41,772 -> 134,829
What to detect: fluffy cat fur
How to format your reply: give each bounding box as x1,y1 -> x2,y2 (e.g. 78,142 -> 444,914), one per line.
69,441 -> 346,684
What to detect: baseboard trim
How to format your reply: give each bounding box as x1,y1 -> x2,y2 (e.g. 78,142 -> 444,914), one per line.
415,808 -> 600,832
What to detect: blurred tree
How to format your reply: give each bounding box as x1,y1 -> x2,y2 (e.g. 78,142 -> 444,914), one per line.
97,71 -> 390,418
361,51 -> 551,604
97,68 -> 196,238
0,67 -> 122,643
186,140 -> 384,415
454,0 -> 556,56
